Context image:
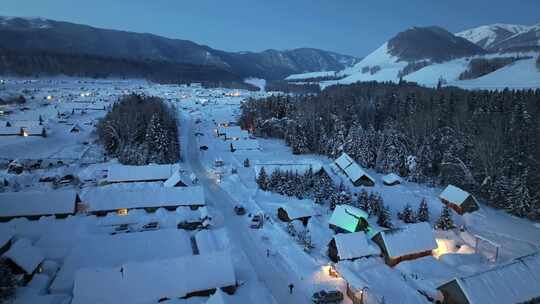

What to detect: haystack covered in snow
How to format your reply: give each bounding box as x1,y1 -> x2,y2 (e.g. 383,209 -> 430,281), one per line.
328,204 -> 369,233
437,251 -> 540,304
72,251 -> 236,304
81,186 -> 205,215
277,199 -> 317,226
439,185 -> 479,215
328,232 -> 380,262
372,222 -> 437,266
3,238 -> 45,277
106,164 -> 175,184
334,153 -> 375,186
382,173 -> 401,186
0,190 -> 78,221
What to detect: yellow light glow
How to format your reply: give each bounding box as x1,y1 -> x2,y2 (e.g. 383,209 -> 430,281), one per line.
22,130 -> 29,137
434,238 -> 454,258
47,95 -> 53,100
117,208 -> 128,216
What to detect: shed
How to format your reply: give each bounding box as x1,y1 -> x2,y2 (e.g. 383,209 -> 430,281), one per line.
72,251 -> 236,304
81,186 -> 205,215
334,153 -> 375,187
0,190 -> 79,222
277,199 -> 316,226
106,164 -> 175,183
328,204 -> 369,233
382,173 -> 401,186
328,232 -> 380,262
439,185 -> 479,215
3,238 -> 45,276
371,222 -> 437,266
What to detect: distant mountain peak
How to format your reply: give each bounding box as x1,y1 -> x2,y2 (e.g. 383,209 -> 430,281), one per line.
457,23 -> 540,52
0,15 -> 52,29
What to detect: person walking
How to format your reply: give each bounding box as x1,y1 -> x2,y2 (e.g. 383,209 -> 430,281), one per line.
266,249 -> 270,257
288,283 -> 294,294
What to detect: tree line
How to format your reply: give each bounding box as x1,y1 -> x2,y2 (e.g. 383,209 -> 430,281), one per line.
97,94 -> 180,165
240,81 -> 540,220
458,57 -> 526,80
256,167 -> 454,230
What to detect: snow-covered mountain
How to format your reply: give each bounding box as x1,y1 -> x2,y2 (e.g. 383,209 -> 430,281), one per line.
457,23 -> 540,52
293,25 -> 540,90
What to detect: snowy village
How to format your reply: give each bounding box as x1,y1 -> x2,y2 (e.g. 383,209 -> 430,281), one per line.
1,2 -> 540,304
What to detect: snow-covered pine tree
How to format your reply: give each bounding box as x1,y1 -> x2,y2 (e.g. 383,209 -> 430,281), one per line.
377,204 -> 393,228
399,203 -> 416,224
357,189 -> 370,212
368,192 -> 381,217
256,167 -> 269,191
507,171 -> 532,217
269,169 -> 281,192
0,258 -> 16,302
417,198 -> 430,222
436,206 -> 454,230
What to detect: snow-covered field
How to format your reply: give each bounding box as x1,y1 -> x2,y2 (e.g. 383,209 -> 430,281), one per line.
1,77 -> 539,304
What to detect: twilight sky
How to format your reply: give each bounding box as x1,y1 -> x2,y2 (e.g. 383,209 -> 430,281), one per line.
2,0 -> 539,57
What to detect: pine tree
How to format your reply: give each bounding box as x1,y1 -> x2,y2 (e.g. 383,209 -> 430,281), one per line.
357,189 -> 370,212
399,203 -> 416,223
436,206 -> 454,230
507,172 -> 532,217
368,193 -> 381,217
244,158 -> 250,168
417,198 -> 430,222
269,169 -> 281,191
0,258 -> 16,302
256,167 -> 269,191
377,204 -> 393,228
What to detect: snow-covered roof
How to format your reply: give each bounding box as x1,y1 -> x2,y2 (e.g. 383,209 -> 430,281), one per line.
328,204 -> 368,233
13,294 -> 71,304
232,140 -> 260,150
336,259 -> 428,304
206,289 -> 235,304
3,238 -> 45,274
81,186 -> 205,212
377,222 -> 437,258
0,190 -> 77,218
21,126 -> 45,135
278,199 -> 317,219
194,229 -> 229,255
72,251 -> 236,304
8,120 -> 42,128
334,232 -> 380,260
0,227 -> 14,248
343,162 -> 375,184
441,251 -> 540,304
439,185 -> 475,206
106,164 -> 175,183
0,127 -> 21,135
334,153 -> 355,170
163,170 -> 190,187
51,229 -> 192,293
382,173 -> 401,185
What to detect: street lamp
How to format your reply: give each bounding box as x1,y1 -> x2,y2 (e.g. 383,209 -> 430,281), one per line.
360,286 -> 369,304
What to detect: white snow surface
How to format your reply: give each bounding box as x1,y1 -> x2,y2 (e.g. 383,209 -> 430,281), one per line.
106,164 -> 176,183
378,222 -> 437,259
276,198 -> 317,220
456,24 -> 531,49
81,186 -> 205,212
334,232 -> 380,260
285,70 -> 337,80
72,251 -> 235,304
439,185 -> 474,206
0,190 -> 77,218
4,238 -> 45,273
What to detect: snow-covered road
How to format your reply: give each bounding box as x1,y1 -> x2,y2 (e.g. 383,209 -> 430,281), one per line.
181,113 -> 312,304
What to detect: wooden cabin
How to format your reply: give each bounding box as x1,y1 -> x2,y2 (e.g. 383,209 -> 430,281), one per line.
327,232 -> 380,263
334,153 -> 375,187
276,200 -> 316,226
328,204 -> 369,234
371,222 -> 437,266
439,185 -> 479,215
0,190 -> 79,222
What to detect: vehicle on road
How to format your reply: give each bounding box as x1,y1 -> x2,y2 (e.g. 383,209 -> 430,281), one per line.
199,145 -> 208,151
250,214 -> 263,229
234,205 -> 246,215
142,221 -> 159,231
311,290 -> 344,304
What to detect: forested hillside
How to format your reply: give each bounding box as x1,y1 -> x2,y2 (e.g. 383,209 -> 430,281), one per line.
239,82 -> 540,220
97,94 -> 180,165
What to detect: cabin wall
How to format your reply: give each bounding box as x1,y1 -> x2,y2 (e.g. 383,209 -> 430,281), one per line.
353,176 -> 375,187
277,208 -> 290,222
387,250 -> 433,267
327,239 -> 339,263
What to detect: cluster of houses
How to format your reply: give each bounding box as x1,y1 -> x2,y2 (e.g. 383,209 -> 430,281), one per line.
0,120 -> 47,138
0,163 -> 240,303
215,124 -> 260,152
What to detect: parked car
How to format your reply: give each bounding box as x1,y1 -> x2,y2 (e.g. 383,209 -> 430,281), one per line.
199,145 -> 208,151
234,205 -> 246,215
177,221 -> 202,231
142,222 -> 159,231
312,290 -> 343,304
250,214 -> 263,229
